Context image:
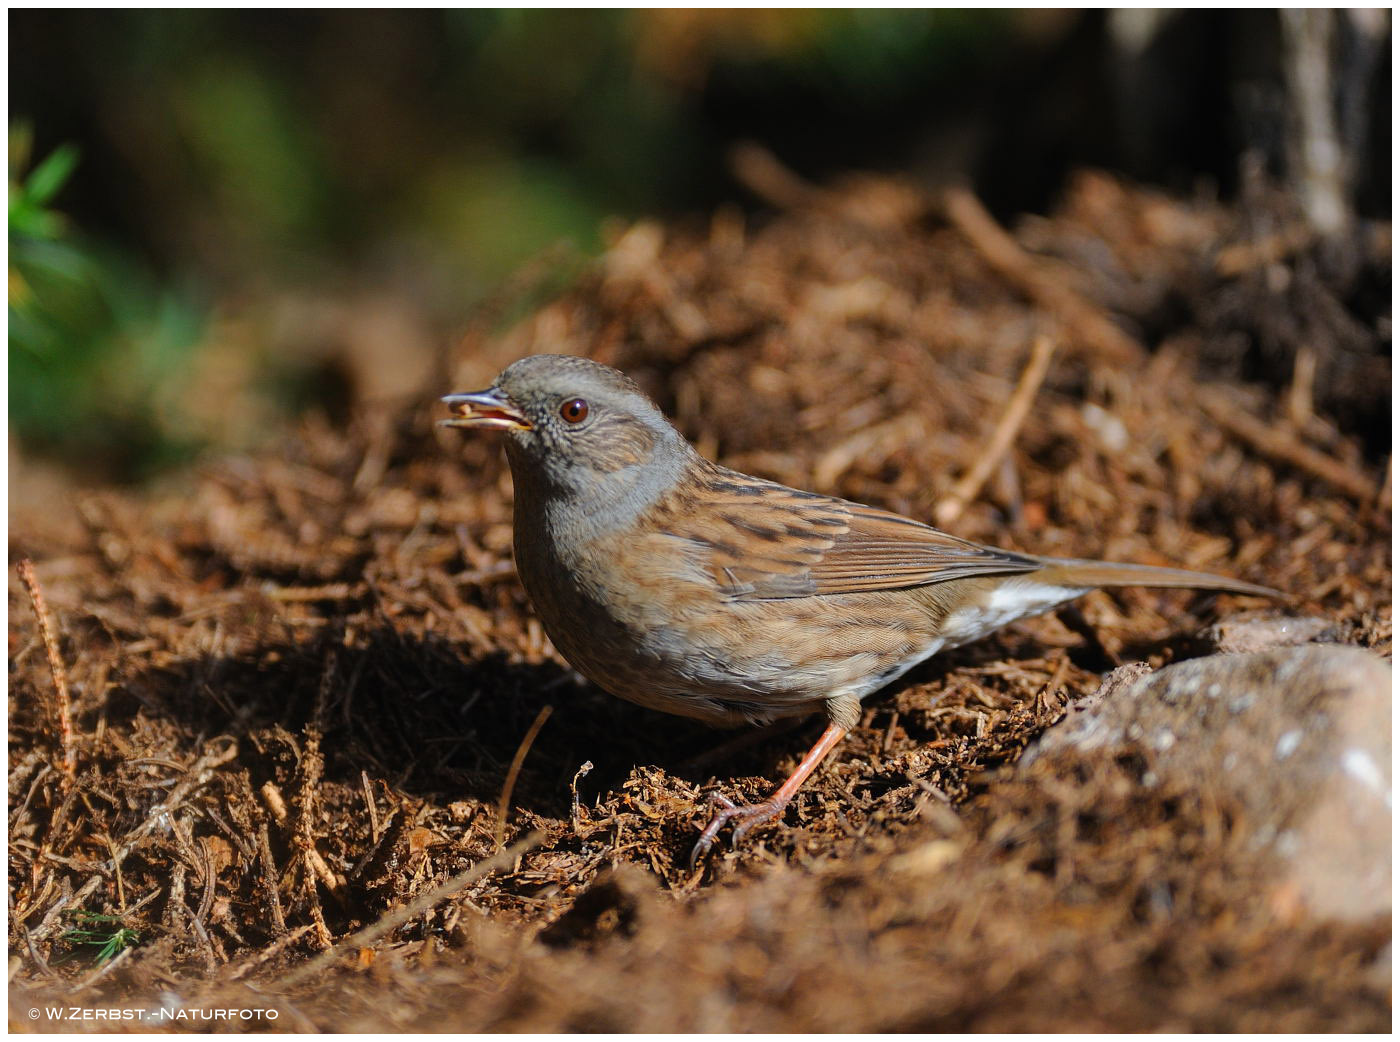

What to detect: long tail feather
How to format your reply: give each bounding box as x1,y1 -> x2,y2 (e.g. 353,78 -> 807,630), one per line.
1033,557 -> 1281,598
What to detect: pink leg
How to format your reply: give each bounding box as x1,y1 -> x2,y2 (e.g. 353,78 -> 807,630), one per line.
689,721 -> 849,868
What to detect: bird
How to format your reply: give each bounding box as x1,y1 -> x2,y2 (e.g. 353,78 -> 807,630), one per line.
439,354 -> 1278,865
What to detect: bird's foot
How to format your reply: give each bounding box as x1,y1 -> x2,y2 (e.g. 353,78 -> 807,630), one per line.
688,791 -> 790,869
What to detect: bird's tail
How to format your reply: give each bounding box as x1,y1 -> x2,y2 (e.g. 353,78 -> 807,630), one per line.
1033,557 -> 1281,599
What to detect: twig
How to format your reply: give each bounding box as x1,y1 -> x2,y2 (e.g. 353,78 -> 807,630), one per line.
176,892 -> 220,973
943,187 -> 1144,365
361,771 -> 381,846
1215,222 -> 1316,277
293,672 -> 334,949
881,711 -> 902,754
261,781 -> 289,825
570,761 -> 594,837
1200,390 -> 1377,502
495,706 -> 553,850
299,865 -> 332,952
10,763 -> 54,842
17,559 -> 77,782
196,838 -> 218,923
108,740 -> 240,871
29,875 -> 103,945
9,747 -> 47,801
1286,345 -> 1317,428
936,335 -> 1058,526
262,582 -> 365,603
72,942 -> 133,991
729,141 -> 823,211
276,832 -> 541,990
728,142 -> 922,229
13,871 -> 56,926
453,563 -> 517,587
256,822 -> 288,937
812,413 -> 925,490
21,925 -> 56,980
227,925 -> 313,981
105,835 -> 125,911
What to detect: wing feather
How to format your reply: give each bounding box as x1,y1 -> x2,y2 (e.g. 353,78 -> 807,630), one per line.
653,466 -> 1040,601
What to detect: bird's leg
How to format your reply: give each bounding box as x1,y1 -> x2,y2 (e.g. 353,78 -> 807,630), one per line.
689,721 -> 849,867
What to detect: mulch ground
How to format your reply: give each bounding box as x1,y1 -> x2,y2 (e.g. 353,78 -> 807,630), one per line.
9,160 -> 1391,1031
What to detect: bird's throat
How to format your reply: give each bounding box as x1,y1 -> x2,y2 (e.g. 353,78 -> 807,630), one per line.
506,437 -> 696,551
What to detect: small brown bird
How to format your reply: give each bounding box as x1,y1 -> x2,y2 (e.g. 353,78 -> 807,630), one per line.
441,354 -> 1276,864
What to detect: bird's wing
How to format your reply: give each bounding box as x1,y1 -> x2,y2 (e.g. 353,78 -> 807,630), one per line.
660,469 -> 1040,601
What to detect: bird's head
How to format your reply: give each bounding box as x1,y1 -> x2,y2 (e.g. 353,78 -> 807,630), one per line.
441,354 -> 695,511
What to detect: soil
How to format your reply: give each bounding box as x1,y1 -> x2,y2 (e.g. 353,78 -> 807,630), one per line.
8,164 -> 1391,1031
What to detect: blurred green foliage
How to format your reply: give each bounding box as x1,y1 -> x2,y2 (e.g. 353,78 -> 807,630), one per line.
8,138 -> 79,240
9,126 -> 207,480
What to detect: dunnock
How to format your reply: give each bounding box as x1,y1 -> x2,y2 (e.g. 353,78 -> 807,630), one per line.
441,354 -> 1276,864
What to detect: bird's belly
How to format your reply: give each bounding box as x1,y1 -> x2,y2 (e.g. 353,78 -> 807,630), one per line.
532,586 -> 817,726
514,543 -> 749,723
521,548 -> 950,725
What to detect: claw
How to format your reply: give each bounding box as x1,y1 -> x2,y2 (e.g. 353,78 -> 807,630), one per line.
730,801 -> 784,843
688,792 -> 789,869
686,721 -> 852,870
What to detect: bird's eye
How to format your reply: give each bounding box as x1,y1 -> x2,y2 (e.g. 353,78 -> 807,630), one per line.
559,398 -> 589,424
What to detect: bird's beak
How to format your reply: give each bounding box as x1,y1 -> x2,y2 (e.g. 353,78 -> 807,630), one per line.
438,389 -> 532,432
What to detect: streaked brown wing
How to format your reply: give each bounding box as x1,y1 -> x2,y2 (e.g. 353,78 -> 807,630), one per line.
661,467 -> 1039,601
802,502 -> 1040,595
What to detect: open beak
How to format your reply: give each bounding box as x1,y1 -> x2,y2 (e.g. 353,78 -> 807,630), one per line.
438,389 -> 532,431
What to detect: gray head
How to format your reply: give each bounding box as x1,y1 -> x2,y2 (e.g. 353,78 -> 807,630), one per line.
441,355 -> 696,518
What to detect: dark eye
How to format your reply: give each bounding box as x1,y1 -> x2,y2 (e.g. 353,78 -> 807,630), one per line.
559,398 -> 589,424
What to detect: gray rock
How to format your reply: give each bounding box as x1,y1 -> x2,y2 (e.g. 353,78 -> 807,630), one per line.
1025,646 -> 1391,922
1197,612 -> 1334,654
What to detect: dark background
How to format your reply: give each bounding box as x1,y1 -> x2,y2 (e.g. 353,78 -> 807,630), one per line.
9,9 -> 1391,481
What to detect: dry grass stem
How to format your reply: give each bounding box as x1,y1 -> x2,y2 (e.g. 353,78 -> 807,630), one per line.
1200,389 -> 1378,502
729,141 -> 823,211
278,832 -> 542,991
495,705 -> 554,849
16,558 -> 77,782
936,335 -> 1057,526
1214,221 -> 1316,276
943,186 -> 1144,364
